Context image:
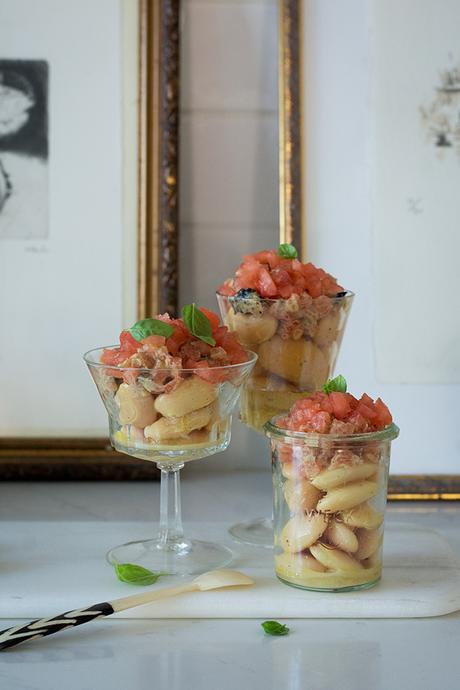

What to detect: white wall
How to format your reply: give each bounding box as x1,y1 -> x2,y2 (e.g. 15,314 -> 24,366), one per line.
179,0 -> 279,470
303,0 -> 460,473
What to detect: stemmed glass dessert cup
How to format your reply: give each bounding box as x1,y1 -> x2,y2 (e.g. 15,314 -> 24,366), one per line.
84,347 -> 257,576
265,417 -> 399,591
217,290 -> 354,547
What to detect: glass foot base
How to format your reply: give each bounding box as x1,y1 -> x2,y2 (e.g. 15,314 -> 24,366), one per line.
107,538 -> 233,577
229,517 -> 273,548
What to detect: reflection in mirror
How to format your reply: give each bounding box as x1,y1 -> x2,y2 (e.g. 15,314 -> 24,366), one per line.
178,0 -> 279,472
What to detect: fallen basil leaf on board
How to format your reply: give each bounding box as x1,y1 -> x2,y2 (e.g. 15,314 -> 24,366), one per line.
261,620 -> 290,636
323,374 -> 347,394
114,563 -> 168,586
182,303 -> 216,346
278,243 -> 298,259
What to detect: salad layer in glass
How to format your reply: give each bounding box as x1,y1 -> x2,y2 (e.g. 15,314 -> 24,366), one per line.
85,306 -> 257,462
217,246 -> 353,432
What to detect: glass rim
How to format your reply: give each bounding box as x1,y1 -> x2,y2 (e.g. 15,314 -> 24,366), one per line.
264,415 -> 399,446
83,345 -> 258,373
216,289 -> 355,303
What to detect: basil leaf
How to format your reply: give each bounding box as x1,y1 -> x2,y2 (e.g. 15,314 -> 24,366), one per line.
114,563 -> 168,586
261,620 -> 290,636
278,243 -> 298,259
323,374 -> 347,394
182,303 -> 216,346
128,318 -> 174,341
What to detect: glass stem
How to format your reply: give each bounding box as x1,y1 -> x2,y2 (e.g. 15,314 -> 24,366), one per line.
157,462 -> 186,549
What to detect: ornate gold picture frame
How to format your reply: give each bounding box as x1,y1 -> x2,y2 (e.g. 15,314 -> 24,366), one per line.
0,0 -> 180,480
278,0 -> 460,500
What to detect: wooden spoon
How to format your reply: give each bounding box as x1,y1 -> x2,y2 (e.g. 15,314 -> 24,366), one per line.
0,569 -> 254,651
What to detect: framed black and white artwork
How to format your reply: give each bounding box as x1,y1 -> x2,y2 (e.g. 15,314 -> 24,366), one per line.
0,59 -> 48,239
0,0 -> 180,479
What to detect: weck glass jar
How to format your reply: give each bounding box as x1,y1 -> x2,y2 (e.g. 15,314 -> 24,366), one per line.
265,417 -> 399,591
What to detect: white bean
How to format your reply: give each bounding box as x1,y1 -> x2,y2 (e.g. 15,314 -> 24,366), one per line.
115,383 -> 157,428
144,404 -> 214,442
283,479 -> 322,513
281,462 -> 296,479
229,311 -> 278,346
154,376 -> 217,417
324,521 -> 359,553
275,551 -> 327,576
356,528 -> 382,560
314,310 -> 340,347
258,336 -> 329,388
310,543 -> 364,573
316,481 -> 379,513
311,463 -> 377,491
340,503 -> 384,530
361,551 -> 381,569
280,513 -> 328,553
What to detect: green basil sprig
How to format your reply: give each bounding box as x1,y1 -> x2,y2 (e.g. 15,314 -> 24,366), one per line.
114,563 -> 168,586
128,318 -> 174,341
182,303 -> 216,346
278,243 -> 298,259
261,620 -> 290,636
323,374 -> 347,394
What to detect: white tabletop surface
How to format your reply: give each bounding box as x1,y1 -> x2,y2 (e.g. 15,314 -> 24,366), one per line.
1,470 -> 460,690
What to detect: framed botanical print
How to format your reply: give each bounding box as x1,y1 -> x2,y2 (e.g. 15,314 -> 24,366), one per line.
0,0 -> 180,479
278,0 -> 460,499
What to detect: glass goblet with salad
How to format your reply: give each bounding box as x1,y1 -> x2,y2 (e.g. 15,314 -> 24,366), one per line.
216,244 -> 354,547
84,304 -> 257,576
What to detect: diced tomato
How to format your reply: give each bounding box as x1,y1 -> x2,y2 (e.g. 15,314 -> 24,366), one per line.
213,326 -> 228,343
280,387 -> 392,435
119,330 -> 139,353
166,321 -> 189,356
193,360 -> 228,384
234,261 -> 260,291
346,411 -> 372,433
166,338 -> 180,355
217,281 -> 235,296
251,249 -> 282,269
199,307 -> 220,331
100,330 -> 139,367
142,335 -> 166,349
278,284 -> 294,298
374,398 -> 392,428
329,392 -> 353,420
257,267 -> 278,297
221,248 -> 346,300
271,267 -> 291,288
306,278 -> 323,298
356,394 -> 379,423
219,331 -> 235,351
322,275 -> 343,296
100,348 -> 121,366
230,349 -> 248,364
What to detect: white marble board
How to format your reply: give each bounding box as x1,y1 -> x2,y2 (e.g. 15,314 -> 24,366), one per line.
1,521 -> 459,619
